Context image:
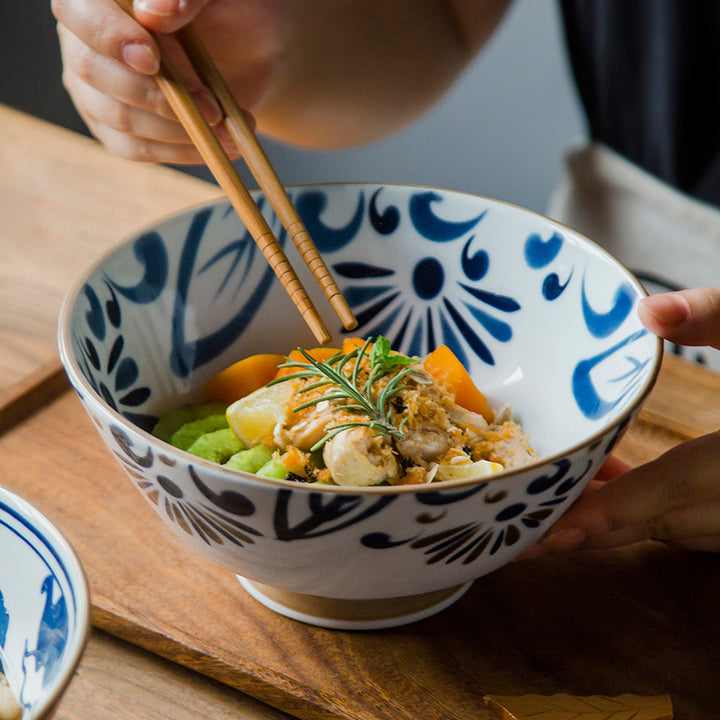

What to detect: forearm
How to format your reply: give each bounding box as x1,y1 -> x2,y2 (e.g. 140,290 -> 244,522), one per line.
252,0 -> 512,148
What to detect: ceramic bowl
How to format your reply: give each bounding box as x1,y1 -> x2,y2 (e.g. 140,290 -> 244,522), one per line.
58,183 -> 662,629
0,485 -> 91,718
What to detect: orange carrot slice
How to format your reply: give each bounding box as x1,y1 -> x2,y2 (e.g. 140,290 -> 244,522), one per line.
274,347 -> 340,377
341,337 -> 370,354
203,353 -> 285,403
422,345 -> 494,423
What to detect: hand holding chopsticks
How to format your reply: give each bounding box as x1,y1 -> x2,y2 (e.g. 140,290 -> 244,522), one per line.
113,0 -> 357,345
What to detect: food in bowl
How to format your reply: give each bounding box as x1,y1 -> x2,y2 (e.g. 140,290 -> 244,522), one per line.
59,182 -> 662,628
152,336 -> 535,486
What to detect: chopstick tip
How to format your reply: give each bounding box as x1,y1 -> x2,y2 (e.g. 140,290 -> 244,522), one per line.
305,313 -> 333,346
329,296 -> 358,331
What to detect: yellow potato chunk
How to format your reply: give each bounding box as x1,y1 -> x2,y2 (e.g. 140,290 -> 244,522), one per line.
435,459 -> 503,482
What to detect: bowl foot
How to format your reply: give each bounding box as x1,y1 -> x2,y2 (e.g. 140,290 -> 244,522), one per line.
237,577 -> 473,630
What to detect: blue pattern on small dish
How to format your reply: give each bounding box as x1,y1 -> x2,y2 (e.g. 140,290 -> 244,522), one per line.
0,487 -> 90,718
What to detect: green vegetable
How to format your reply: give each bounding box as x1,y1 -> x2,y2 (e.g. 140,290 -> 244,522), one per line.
169,414 -> 229,450
255,457 -> 290,480
186,428 -> 245,463
224,444 -> 274,473
369,335 -> 417,373
152,403 -> 228,442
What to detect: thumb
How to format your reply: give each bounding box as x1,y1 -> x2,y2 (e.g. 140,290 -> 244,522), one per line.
132,0 -> 212,33
639,288 -> 720,350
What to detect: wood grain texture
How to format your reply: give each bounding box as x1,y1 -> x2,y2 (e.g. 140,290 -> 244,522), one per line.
4,106 -> 720,720
0,360 -> 67,435
483,693 -> 673,720
0,105 -> 220,392
0,354 -> 718,720
57,630 -> 296,720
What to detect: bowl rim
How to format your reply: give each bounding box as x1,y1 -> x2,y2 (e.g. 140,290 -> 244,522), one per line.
57,181 -> 664,496
0,483 -> 92,719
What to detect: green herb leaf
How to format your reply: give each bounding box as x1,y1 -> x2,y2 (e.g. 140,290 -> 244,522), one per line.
369,335 -> 417,372
269,336 -> 415,449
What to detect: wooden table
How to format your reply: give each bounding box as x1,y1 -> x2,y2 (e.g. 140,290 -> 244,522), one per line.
2,104 -> 719,720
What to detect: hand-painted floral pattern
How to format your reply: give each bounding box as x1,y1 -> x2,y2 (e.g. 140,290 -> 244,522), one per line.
360,456 -> 593,566
303,187 -> 520,366
523,228 -> 653,420
110,424 -> 263,549
0,493 -> 87,716
108,417 -> 595,569
60,183 -> 661,612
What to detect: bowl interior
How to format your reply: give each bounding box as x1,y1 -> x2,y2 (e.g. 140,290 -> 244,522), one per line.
60,183 -> 661,465
0,486 -> 90,719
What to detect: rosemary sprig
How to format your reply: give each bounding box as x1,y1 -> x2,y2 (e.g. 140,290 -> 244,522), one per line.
269,336 -> 417,450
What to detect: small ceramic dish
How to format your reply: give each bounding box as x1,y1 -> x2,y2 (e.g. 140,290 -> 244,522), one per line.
0,485 -> 91,718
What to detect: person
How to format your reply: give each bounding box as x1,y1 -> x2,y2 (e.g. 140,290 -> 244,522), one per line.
51,0 -> 720,553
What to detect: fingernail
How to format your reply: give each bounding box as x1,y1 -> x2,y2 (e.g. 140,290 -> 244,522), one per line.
641,294 -> 690,326
134,0 -> 179,17
542,527 -> 586,550
192,89 -> 223,126
121,42 -> 159,74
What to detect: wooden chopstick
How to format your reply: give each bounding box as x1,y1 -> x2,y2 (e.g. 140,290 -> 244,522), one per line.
176,25 -> 358,333
113,0 -> 344,345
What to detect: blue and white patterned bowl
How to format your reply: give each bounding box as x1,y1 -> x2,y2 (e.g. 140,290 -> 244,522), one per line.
58,183 -> 662,629
0,485 -> 90,718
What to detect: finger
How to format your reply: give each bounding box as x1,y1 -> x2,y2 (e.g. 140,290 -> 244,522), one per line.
83,107 -> 240,163
544,430 -> 720,543
52,0 -> 160,74
84,116 -> 207,163
576,502 -> 720,552
89,110 -> 240,163
520,457 -> 645,560
667,534 -> 720,553
58,24 -> 176,119
61,32 -> 224,132
65,72 -> 194,143
583,478 -> 606,493
594,454 -> 632,482
132,0 -> 212,33
639,288 -> 720,350
59,22 -> 227,130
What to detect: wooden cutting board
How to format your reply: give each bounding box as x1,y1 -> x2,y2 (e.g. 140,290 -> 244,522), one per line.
0,105 -> 221,393
1,355 -> 719,720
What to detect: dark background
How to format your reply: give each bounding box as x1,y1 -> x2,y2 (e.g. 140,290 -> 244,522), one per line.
1,0 -> 88,134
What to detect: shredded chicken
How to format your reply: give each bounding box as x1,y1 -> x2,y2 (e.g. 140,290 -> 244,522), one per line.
270,351 -> 534,485
323,426 -> 399,486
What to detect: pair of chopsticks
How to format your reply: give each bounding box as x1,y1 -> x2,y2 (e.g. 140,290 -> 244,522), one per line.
114,0 -> 357,344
